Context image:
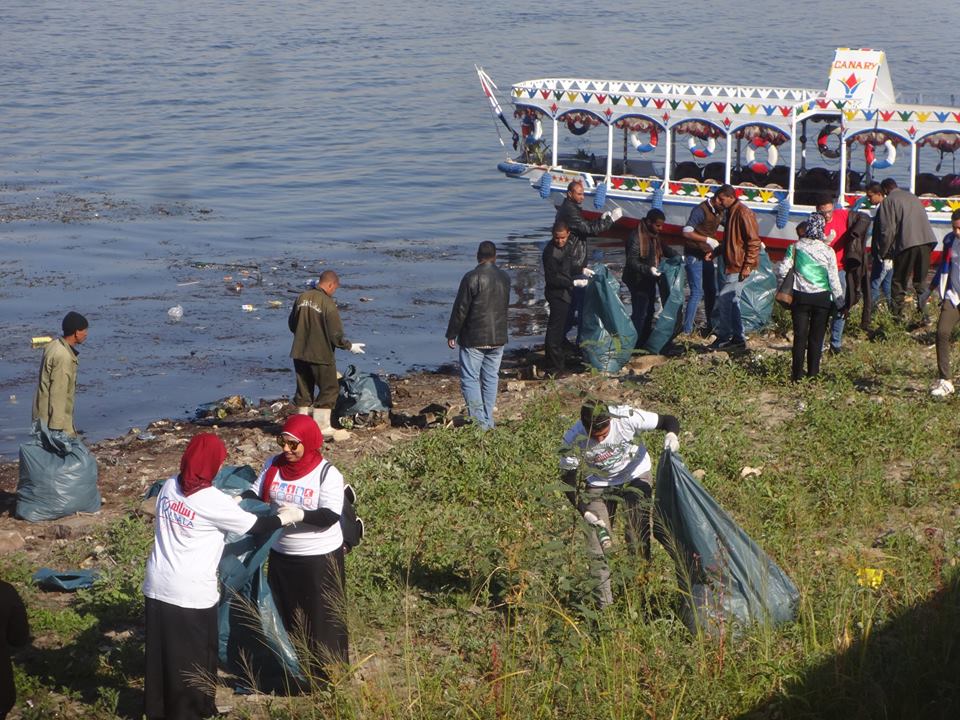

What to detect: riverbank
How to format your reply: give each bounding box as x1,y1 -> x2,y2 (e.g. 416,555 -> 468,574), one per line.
2,319 -> 959,719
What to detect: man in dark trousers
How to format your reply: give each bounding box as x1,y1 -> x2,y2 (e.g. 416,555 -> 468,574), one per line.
0,579 -> 29,720
622,209 -> 666,347
32,311 -> 88,436
289,270 -> 366,439
446,241 -> 511,429
876,178 -> 938,323
554,180 -> 623,338
542,220 -> 585,376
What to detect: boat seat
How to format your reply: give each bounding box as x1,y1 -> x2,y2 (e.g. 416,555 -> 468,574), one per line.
678,177 -> 701,184
764,183 -> 784,190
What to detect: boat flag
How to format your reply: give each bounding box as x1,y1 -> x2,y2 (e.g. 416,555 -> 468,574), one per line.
476,65 -> 520,150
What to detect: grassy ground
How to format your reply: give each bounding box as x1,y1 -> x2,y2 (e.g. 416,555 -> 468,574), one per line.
4,313 -> 960,719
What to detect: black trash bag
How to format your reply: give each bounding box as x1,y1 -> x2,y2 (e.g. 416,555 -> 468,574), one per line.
335,365 -> 392,418
579,263 -> 638,373
643,256 -> 686,354
16,421 -> 101,522
654,450 -> 799,636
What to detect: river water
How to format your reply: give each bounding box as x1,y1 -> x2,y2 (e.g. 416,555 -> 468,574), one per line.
0,0 -> 951,457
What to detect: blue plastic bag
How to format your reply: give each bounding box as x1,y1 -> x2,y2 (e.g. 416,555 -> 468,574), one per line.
16,421 -> 100,522
643,256 -> 686,354
32,568 -> 99,592
579,264 -> 638,373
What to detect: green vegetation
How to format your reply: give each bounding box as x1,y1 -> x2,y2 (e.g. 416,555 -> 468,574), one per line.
4,326 -> 959,719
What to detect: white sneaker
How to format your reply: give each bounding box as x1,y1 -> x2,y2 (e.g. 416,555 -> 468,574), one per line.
930,379 -> 955,398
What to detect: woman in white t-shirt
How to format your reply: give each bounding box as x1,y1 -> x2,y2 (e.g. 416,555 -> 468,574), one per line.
251,414 -> 348,683
142,433 -> 297,720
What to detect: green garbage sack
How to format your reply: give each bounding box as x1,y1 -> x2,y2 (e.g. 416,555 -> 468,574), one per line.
643,256 -> 686,354
710,247 -> 776,334
16,421 -> 101,522
654,450 -> 799,636
336,364 -> 392,418
579,263 -> 638,373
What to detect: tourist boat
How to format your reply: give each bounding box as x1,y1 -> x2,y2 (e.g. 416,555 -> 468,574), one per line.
477,48 -> 960,254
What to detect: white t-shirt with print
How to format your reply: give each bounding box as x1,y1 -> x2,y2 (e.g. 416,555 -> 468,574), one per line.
560,405 -> 660,487
143,477 -> 258,609
252,456 -> 344,556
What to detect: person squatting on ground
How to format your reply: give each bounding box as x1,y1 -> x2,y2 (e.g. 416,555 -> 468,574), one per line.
249,415 -> 349,682
559,400 -> 680,609
710,185 -> 761,351
554,180 -> 622,337
32,311 -> 88,436
876,178 -> 938,323
142,433 -> 294,720
622,209 -> 666,347
778,214 -> 844,382
542,221 -> 582,375
929,209 -> 960,398
445,241 -> 511,429
0,580 -> 29,720
680,193 -> 723,336
289,270 -> 366,439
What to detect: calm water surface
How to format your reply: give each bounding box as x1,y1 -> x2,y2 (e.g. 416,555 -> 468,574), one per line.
0,0 -> 952,457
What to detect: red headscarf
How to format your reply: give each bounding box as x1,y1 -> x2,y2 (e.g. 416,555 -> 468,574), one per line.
178,433 -> 228,496
275,414 -> 324,480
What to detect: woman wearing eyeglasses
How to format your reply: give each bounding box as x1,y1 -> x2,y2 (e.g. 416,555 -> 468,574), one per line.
252,414 -> 348,684
143,433 -> 298,720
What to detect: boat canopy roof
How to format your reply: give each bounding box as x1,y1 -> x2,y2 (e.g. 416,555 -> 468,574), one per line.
511,48 -> 960,144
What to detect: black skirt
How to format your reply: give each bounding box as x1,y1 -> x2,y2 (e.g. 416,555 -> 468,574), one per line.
144,597 -> 219,720
268,547 -> 348,682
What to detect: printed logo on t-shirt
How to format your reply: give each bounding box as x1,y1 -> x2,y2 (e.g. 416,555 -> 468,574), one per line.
586,442 -> 630,472
270,481 -> 315,507
158,497 -> 195,529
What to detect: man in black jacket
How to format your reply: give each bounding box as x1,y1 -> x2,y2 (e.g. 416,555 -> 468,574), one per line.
542,221 -> 586,375
554,180 -> 623,338
446,241 -> 511,429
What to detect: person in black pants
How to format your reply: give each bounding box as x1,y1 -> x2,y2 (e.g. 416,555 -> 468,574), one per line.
0,580 -> 29,720
622,209 -> 666,347
542,220 -> 585,375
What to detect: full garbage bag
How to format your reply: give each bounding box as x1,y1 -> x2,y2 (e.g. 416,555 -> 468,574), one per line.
336,365 -> 392,417
654,450 -> 799,636
579,263 -> 638,373
710,247 -> 776,334
16,421 -> 101,522
643,256 -> 686,354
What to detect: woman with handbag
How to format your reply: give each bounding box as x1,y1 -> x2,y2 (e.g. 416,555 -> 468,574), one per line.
777,214 -> 844,381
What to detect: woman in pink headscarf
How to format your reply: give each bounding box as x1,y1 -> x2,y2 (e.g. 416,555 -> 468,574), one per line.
252,414 -> 348,683
142,433 -> 298,720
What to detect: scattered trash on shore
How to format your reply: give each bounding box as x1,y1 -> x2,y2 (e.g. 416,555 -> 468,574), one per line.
195,395 -> 255,419
167,305 -> 184,321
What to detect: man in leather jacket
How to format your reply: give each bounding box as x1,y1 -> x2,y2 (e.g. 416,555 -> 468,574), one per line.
446,241 -> 511,429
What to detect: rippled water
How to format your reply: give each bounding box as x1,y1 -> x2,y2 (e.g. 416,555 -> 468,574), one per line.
0,0 -> 951,456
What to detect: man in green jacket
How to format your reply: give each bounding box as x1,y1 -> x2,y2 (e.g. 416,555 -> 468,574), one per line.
289,270 -> 366,438
32,311 -> 88,436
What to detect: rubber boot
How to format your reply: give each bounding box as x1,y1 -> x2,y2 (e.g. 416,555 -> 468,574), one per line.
313,408 -> 350,441
296,406 -> 311,415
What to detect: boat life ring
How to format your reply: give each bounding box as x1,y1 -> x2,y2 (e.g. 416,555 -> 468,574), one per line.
865,139 -> 897,170
688,136 -> 716,159
817,124 -> 842,159
567,118 -> 591,136
522,116 -> 543,143
629,127 -> 659,153
744,139 -> 779,174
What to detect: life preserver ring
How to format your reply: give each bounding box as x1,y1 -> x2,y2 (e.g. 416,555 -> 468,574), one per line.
521,116 -> 543,143
688,136 -> 716,159
567,118 -> 591,136
629,127 -> 659,153
817,124 -> 842,159
865,140 -> 897,170
744,139 -> 779,174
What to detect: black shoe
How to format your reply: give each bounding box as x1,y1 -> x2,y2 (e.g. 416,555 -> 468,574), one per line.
828,345 -> 843,355
714,338 -> 746,351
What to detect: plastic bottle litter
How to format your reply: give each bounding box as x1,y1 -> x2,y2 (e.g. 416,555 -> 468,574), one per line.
31,336 -> 53,346
167,305 -> 184,321
583,511 -> 613,551
241,304 -> 256,312
305,279 -> 318,289
268,300 -> 283,308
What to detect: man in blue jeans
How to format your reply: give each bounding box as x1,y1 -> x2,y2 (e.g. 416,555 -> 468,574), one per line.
681,193 -> 724,335
446,241 -> 511,429
710,185 -> 761,351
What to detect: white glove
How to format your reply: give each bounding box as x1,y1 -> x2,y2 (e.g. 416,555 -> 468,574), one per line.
825,229 -> 838,243
883,259 -> 893,272
349,342 -> 366,354
650,267 -> 662,277
608,207 -> 623,222
582,267 -> 595,278
277,506 -> 304,526
573,278 -> 588,288
705,238 -> 720,250
663,432 -> 680,452
233,495 -> 243,505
